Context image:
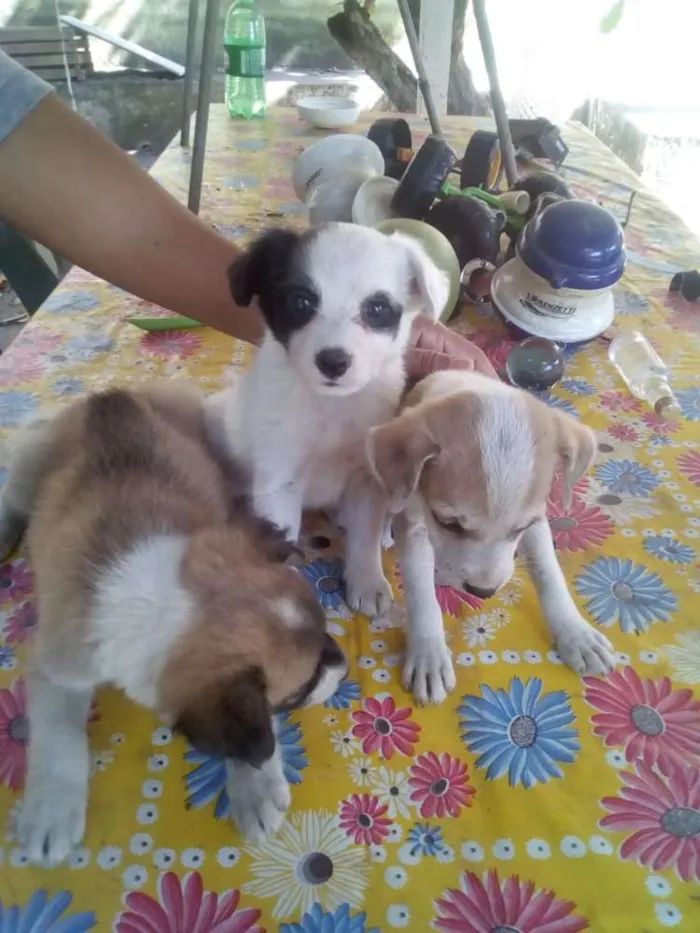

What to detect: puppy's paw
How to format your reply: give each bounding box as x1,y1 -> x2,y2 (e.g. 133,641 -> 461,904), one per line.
403,638 -> 456,706
555,621 -> 616,676
345,570 -> 393,618
228,764 -> 291,846
381,520 -> 395,551
16,782 -> 87,866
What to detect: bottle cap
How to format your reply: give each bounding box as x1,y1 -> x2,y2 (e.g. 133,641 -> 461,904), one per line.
655,395 -> 682,421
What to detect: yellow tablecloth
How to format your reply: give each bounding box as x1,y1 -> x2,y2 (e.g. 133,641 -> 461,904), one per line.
1,106 -> 699,933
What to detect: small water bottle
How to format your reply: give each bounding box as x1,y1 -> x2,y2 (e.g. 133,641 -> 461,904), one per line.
608,330 -> 682,420
224,0 -> 266,119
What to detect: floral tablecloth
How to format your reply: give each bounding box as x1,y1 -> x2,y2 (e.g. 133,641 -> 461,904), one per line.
1,106 -> 699,933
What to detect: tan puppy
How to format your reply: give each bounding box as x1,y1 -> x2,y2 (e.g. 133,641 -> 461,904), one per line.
367,370 -> 615,705
0,384 -> 346,865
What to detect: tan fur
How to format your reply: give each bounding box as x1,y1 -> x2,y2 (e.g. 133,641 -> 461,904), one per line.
162,527 -> 326,715
369,371 -> 596,594
375,385 -> 594,524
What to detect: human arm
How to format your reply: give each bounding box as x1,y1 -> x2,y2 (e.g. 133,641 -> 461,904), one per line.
406,316 -> 499,381
0,79 -> 263,343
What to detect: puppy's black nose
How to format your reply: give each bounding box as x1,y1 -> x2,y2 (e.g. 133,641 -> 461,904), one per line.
463,582 -> 496,600
315,347 -> 351,380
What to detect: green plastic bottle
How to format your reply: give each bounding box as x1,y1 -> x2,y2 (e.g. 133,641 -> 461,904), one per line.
224,0 -> 266,118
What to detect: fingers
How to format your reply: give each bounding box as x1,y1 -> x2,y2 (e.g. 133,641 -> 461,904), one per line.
405,348 -> 475,381
409,319 -> 499,381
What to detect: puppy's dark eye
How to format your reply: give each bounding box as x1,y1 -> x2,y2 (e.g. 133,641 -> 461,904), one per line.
432,513 -> 476,538
287,289 -> 318,324
361,293 -> 401,332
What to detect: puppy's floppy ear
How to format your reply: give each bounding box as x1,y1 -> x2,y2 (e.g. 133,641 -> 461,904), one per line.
554,410 -> 597,508
392,233 -> 449,321
366,411 -> 439,511
174,666 -> 275,767
228,228 -> 300,306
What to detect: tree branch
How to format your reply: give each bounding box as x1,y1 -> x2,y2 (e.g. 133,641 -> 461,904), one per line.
328,0 -> 418,112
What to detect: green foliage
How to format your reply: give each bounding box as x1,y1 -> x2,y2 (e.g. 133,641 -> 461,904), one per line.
600,0 -> 626,33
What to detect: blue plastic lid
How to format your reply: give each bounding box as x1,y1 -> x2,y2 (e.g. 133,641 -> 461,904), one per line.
518,199 -> 626,290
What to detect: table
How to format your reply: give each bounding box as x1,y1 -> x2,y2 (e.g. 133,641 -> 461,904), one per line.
1,107 -> 699,932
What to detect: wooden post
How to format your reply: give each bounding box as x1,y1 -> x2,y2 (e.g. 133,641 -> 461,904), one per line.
418,0 -> 453,119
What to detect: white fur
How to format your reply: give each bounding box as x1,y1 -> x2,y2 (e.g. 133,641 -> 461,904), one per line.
271,596 -> 305,629
226,736 -> 290,845
90,535 -> 195,708
394,509 -> 455,706
16,667 -> 92,867
17,535 -> 195,865
522,519 -> 615,674
212,224 -> 449,616
303,663 -> 348,709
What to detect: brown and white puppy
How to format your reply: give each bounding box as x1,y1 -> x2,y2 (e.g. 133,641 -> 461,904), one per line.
367,369 -> 615,705
0,383 -> 346,866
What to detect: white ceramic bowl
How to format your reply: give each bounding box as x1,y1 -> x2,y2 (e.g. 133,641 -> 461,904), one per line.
292,135 -> 384,202
296,96 -> 361,130
352,176 -> 399,226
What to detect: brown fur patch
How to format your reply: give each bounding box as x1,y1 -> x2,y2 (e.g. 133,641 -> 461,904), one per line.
174,666 -> 275,766
27,383 -> 331,727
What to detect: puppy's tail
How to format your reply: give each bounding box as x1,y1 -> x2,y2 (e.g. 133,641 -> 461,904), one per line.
0,416 -> 54,561
85,389 -> 156,477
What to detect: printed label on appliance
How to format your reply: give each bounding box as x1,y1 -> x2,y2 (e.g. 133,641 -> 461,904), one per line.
520,292 -> 576,317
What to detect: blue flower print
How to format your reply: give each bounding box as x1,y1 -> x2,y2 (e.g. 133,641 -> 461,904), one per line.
183,748 -> 230,819
43,290 -> 100,314
184,712 -> 308,818
325,679 -> 361,709
649,434 -> 672,448
281,903 -> 379,933
459,677 -> 580,789
561,378 -> 596,396
277,713 -> 309,782
532,392 -> 578,417
216,223 -> 250,241
677,387 -> 700,421
595,458 -> 660,496
66,334 -> 114,361
407,822 -> 445,857
614,290 -> 650,316
643,535 -> 695,565
277,202 -> 307,216
0,391 -> 40,428
300,557 -> 346,611
0,645 -> 16,670
576,556 -> 677,633
0,888 -> 96,932
223,175 -> 260,190
52,376 -> 85,396
234,139 -> 266,151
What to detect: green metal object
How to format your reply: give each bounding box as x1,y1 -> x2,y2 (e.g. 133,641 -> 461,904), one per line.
439,182 -> 525,233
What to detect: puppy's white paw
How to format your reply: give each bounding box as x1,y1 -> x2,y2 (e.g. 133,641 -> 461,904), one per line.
345,569 -> 393,618
381,520 -> 395,551
17,782 -> 87,866
403,638 -> 456,705
228,764 -> 291,846
555,621 -> 616,676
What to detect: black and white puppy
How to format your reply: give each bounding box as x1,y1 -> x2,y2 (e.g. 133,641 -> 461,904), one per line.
207,223 -> 448,615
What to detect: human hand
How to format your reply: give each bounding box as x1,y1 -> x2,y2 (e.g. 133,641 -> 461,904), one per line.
406,317 -> 498,381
